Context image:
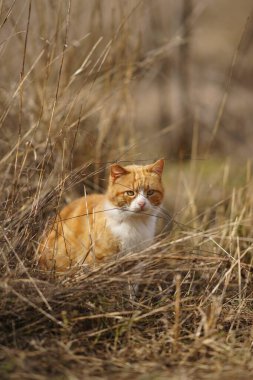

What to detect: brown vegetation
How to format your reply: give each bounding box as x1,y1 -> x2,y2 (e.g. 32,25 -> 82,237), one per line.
0,1 -> 253,379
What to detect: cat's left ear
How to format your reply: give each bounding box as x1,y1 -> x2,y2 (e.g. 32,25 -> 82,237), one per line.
110,164 -> 129,181
148,159 -> 165,176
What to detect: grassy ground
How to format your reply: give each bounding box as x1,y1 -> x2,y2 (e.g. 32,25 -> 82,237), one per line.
1,1 -> 253,379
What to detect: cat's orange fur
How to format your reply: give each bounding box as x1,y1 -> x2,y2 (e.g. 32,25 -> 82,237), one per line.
39,159 -> 164,272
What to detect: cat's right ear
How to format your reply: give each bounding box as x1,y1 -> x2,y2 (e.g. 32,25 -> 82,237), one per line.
110,164 -> 129,181
148,159 -> 165,176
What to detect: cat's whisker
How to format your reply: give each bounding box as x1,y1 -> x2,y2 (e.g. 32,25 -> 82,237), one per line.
54,207 -> 169,223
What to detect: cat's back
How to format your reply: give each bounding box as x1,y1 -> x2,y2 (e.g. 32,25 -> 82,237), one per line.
39,193 -> 106,270
59,193 -> 105,220
48,193 -> 106,239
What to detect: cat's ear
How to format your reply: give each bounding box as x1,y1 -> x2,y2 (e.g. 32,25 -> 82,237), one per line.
110,164 -> 129,181
148,159 -> 164,176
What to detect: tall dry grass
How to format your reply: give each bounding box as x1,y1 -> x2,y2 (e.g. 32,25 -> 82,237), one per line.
1,1 -> 253,379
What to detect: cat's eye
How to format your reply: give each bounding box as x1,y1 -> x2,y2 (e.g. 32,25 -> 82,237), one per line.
125,190 -> 135,196
147,189 -> 155,196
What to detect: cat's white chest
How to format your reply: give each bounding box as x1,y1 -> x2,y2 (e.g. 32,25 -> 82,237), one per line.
104,202 -> 156,252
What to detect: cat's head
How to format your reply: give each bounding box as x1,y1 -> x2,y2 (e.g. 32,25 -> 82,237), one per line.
107,159 -> 164,216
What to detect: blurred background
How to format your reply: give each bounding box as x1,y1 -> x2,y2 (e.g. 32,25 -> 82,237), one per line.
0,0 -> 253,213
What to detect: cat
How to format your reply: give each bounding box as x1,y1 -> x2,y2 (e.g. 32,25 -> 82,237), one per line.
39,159 -> 165,272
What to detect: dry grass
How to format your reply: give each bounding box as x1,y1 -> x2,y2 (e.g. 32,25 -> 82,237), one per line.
1,1 -> 253,379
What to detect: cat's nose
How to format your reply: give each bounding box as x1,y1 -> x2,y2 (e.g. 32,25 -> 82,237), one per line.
138,200 -> 146,209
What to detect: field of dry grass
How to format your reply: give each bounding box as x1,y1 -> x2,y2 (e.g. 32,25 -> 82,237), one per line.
1,1 -> 253,379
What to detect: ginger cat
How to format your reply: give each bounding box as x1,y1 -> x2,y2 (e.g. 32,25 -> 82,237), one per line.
39,159 -> 164,272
